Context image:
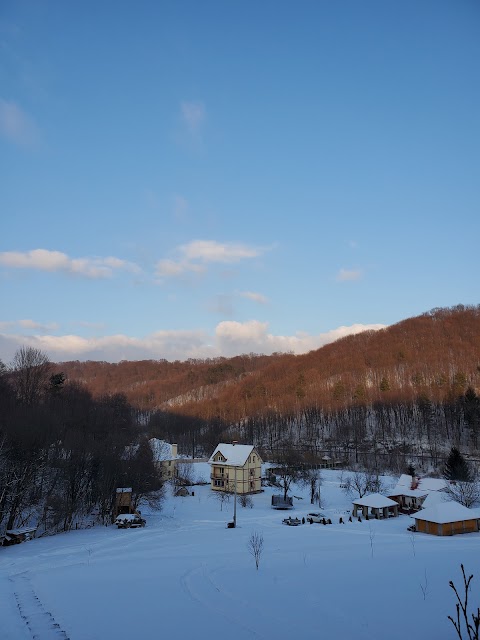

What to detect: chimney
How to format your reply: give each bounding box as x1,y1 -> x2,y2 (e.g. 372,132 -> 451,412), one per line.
172,443 -> 178,459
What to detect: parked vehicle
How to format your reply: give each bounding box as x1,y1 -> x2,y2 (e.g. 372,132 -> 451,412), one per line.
114,513 -> 146,529
306,512 -> 325,524
282,517 -> 302,526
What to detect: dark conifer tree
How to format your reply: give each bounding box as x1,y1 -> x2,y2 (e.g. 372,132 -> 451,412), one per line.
443,447 -> 471,482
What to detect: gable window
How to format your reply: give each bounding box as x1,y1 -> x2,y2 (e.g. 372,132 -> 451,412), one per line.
253,456 -> 256,462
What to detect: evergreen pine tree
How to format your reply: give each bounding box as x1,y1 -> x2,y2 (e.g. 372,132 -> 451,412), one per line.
443,447 -> 471,482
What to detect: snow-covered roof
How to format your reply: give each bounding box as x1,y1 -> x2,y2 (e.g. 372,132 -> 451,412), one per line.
352,493 -> 398,508
393,474 -> 447,494
208,443 -> 258,467
388,488 -> 428,499
412,501 -> 478,524
421,491 -> 446,510
149,438 -> 177,462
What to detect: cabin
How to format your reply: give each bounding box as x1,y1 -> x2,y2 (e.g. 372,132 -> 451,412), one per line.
388,474 -> 447,512
411,501 -> 480,536
352,493 -> 399,519
209,443 -> 262,494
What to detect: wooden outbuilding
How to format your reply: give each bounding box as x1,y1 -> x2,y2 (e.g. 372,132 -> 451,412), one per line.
352,493 -> 399,519
114,487 -> 134,519
2,527 -> 37,546
411,501 -> 480,536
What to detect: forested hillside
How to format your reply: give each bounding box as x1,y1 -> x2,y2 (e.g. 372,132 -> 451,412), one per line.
59,305 -> 480,469
1,306 -> 479,538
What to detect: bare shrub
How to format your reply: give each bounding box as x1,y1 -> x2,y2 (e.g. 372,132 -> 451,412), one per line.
247,530 -> 264,570
239,494 -> 253,508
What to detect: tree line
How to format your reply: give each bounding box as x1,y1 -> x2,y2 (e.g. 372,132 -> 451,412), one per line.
0,347 -> 163,539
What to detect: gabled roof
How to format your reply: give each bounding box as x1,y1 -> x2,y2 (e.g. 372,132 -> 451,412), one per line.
208,443 -> 260,467
412,501 -> 477,524
392,474 -> 447,494
352,493 -> 398,508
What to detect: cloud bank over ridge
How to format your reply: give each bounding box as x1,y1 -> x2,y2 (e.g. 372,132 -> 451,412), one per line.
0,321 -> 386,363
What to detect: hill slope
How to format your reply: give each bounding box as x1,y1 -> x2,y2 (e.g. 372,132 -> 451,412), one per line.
60,305 -> 480,422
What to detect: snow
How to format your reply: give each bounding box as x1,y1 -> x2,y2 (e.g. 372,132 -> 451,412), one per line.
1,467 -> 479,640
149,438 -> 177,461
412,501 -> 479,524
394,474 -> 447,493
208,443 -> 256,466
352,493 -> 398,508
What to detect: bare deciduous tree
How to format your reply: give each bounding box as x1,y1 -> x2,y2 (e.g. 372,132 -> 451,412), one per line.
301,467 -> 323,506
449,565 -> 480,640
239,494 -> 253,508
342,470 -> 384,499
175,461 -> 195,487
247,530 -> 264,570
445,478 -> 480,508
214,490 -> 232,511
10,346 -> 52,405
420,569 -> 429,601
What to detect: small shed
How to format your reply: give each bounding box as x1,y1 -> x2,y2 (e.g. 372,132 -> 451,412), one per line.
114,487 -> 134,518
411,501 -> 480,536
352,493 -> 399,519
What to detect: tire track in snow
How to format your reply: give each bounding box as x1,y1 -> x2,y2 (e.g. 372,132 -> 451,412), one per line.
11,573 -> 70,640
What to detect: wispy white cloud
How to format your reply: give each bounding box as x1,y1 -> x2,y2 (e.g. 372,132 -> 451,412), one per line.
0,322 -> 386,363
336,268 -> 362,282
0,319 -> 59,333
181,240 -> 261,263
0,249 -> 141,279
0,98 -> 39,147
180,101 -> 205,134
154,259 -> 205,279
239,291 -> 269,305
155,240 -> 265,280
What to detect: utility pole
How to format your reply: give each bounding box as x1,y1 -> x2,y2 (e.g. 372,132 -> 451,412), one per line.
233,463 -> 237,528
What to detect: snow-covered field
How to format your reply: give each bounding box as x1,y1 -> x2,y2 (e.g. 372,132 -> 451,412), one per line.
1,466 -> 479,640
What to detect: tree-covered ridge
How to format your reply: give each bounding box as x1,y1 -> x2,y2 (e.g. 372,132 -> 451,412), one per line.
61,305 -> 480,420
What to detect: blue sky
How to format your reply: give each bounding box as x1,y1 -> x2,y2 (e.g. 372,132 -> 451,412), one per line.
1,0 -> 479,363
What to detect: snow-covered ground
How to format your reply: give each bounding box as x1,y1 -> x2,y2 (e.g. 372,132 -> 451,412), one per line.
1,466 -> 479,640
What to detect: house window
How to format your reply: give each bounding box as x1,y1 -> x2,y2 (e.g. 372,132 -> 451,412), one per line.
214,479 -> 224,487
253,456 -> 256,462
218,467 -> 224,475
250,469 -> 254,476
